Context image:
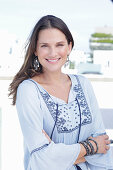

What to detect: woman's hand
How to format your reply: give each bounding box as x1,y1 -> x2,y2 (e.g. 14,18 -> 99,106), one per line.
74,157 -> 86,165
42,130 -> 51,143
90,134 -> 110,154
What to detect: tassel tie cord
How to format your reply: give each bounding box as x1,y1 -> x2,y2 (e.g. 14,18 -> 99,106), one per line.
50,102 -> 82,170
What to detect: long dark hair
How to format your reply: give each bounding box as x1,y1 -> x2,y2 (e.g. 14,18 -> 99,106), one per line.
8,15 -> 74,105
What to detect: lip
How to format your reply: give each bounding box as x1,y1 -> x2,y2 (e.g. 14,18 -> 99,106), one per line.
46,58 -> 61,63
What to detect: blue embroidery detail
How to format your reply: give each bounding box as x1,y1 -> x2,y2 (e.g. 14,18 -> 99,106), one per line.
30,144 -> 49,155
74,75 -> 92,126
38,75 -> 92,133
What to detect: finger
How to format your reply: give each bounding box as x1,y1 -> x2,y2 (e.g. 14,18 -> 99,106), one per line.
42,130 -> 49,138
44,133 -> 51,142
106,145 -> 110,150
42,129 -> 48,137
42,130 -> 51,143
105,140 -> 111,145
103,134 -> 109,140
42,129 -> 46,134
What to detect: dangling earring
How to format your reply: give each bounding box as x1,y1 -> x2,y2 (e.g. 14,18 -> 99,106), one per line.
64,55 -> 70,67
67,55 -> 69,63
33,56 -> 40,71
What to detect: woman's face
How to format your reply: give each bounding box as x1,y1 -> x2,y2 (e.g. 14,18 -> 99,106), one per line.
35,28 -> 72,73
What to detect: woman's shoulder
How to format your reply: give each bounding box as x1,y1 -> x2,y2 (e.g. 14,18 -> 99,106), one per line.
69,74 -> 92,91
16,79 -> 42,107
70,74 -> 90,84
17,78 -> 38,94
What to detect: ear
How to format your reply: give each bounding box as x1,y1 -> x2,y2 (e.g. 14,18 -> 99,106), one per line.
67,42 -> 72,56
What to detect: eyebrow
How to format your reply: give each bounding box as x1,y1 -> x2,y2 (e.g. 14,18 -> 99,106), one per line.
39,41 -> 66,44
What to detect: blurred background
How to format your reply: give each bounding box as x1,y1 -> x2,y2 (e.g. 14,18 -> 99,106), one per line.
0,0 -> 113,169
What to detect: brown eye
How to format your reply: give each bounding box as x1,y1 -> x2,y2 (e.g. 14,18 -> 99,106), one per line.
57,44 -> 64,46
41,45 -> 47,47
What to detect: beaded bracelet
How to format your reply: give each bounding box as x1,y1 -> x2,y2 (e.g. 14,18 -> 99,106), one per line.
88,138 -> 98,154
79,141 -> 90,156
79,138 -> 98,156
85,140 -> 95,155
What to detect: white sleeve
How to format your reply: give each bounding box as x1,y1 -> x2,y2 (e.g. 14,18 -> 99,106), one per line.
16,80 -> 80,170
79,77 -> 113,169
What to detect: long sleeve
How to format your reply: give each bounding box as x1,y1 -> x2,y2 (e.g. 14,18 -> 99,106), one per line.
79,76 -> 113,169
16,80 -> 80,170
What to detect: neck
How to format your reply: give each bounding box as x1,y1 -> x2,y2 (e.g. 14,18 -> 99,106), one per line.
40,70 -> 66,85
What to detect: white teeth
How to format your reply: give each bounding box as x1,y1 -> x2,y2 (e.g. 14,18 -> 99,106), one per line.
47,59 -> 59,62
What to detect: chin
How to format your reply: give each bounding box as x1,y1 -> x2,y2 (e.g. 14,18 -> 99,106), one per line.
44,66 -> 62,73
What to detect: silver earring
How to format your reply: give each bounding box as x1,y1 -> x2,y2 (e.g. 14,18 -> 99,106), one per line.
67,55 -> 69,62
64,55 -> 70,68
33,56 -> 40,71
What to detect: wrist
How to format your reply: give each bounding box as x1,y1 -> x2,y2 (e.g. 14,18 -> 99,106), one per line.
88,140 -> 96,153
88,138 -> 98,154
80,143 -> 87,156
79,138 -> 98,156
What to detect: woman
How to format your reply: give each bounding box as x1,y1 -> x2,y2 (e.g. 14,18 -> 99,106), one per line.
9,15 -> 113,170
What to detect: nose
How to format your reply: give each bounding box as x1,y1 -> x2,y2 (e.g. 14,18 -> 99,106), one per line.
49,47 -> 57,57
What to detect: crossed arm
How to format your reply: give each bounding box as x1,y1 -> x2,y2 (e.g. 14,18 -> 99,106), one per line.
42,130 -> 110,165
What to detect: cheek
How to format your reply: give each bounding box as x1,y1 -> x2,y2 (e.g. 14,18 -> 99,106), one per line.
59,48 -> 68,56
37,49 -> 48,57
58,46 -> 67,53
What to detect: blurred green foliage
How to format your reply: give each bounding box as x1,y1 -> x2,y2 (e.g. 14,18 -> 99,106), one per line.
69,61 -> 75,69
91,33 -> 113,38
92,39 -> 113,44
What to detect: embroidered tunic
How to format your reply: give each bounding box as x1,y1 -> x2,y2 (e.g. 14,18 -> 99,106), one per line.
16,74 -> 113,170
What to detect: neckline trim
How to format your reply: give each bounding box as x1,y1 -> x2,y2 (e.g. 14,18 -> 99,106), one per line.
29,74 -> 74,104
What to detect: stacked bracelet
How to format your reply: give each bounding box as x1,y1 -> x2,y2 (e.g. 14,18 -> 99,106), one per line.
79,141 -> 90,156
88,138 -> 98,154
85,140 -> 95,155
79,138 -> 98,156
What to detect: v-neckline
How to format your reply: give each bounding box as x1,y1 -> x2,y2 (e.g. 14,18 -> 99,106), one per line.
29,74 -> 74,104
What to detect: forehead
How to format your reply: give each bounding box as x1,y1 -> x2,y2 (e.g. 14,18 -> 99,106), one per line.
37,28 -> 67,43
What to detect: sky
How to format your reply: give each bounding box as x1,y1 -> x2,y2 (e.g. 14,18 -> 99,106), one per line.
0,0 -> 113,52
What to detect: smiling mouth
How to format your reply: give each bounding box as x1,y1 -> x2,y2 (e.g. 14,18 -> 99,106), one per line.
46,58 -> 60,63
